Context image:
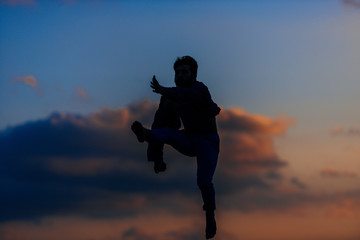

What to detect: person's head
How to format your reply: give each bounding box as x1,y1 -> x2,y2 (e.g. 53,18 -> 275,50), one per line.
173,56 -> 198,87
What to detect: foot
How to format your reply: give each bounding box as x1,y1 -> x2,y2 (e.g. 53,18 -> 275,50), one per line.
154,160 -> 167,174
131,121 -> 146,142
205,211 -> 216,239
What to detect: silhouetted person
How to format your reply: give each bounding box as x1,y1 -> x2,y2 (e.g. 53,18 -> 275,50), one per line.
131,56 -> 220,239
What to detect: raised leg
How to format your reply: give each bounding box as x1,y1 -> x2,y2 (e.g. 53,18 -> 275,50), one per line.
147,96 -> 181,173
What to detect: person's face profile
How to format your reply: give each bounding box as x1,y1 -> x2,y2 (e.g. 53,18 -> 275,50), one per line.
174,64 -> 195,87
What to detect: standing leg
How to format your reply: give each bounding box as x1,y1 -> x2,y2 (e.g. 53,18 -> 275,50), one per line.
195,133 -> 219,239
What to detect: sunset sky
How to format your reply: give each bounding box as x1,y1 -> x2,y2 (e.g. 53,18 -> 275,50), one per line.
1,0 -> 360,239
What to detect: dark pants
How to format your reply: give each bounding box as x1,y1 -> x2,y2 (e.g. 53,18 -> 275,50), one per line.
147,96 -> 181,163
151,127 -> 219,211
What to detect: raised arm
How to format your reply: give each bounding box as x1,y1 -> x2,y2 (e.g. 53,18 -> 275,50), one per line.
150,75 -> 210,104
150,75 -> 220,117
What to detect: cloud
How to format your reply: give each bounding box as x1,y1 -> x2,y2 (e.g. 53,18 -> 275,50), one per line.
11,75 -> 43,96
75,86 -> 90,100
332,125 -> 344,135
12,75 -> 37,87
0,214 -> 208,240
121,227 -> 205,240
290,177 -> 307,190
215,108 -> 294,193
331,125 -> 360,136
330,199 -> 357,219
348,128 -> 360,135
343,0 -> 360,8
217,107 -> 294,135
0,99 -> 295,222
321,167 -> 358,178
1,197 -> 360,240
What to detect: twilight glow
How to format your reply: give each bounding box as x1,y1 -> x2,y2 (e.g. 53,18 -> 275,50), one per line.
1,1 -> 360,239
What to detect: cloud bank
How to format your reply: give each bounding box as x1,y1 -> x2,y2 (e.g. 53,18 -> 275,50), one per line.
0,99 -> 296,223
1,100 -> 360,240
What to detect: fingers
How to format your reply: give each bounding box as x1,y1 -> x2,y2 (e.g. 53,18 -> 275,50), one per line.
151,75 -> 157,83
150,82 -> 157,90
150,75 -> 159,89
150,75 -> 164,95
150,82 -> 159,94
151,77 -> 159,86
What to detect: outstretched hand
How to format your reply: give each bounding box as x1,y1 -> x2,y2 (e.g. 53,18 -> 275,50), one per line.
150,75 -> 166,95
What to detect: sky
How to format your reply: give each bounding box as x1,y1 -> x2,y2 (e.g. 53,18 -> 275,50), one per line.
1,0 -> 360,239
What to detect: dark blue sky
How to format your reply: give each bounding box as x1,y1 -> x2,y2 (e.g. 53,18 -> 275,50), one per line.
1,0 -> 359,130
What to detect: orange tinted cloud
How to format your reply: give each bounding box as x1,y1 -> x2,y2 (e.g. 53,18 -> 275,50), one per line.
12,75 -> 37,87
330,199 -> 357,219
46,101 -> 293,180
321,167 -> 358,178
11,75 -> 43,96
218,107 -> 295,135
2,97 -> 360,240
0,214 -> 204,240
332,125 -> 344,134
0,99 -> 296,223
49,100 -> 155,130
217,108 -> 294,178
1,201 -> 359,240
75,87 -> 90,100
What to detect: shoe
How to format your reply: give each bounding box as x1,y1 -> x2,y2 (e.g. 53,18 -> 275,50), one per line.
205,211 -> 216,239
154,160 -> 166,174
131,121 -> 145,142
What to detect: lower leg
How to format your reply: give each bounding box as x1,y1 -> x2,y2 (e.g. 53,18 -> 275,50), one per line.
198,181 -> 217,239
147,142 -> 166,173
205,210 -> 216,239
132,122 -> 195,173
199,183 -> 216,212
131,121 -> 166,173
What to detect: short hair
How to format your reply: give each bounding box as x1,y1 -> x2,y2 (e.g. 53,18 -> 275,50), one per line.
173,56 -> 198,79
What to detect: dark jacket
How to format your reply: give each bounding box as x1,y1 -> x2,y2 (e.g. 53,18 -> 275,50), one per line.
162,81 -> 220,134
147,81 -> 220,162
